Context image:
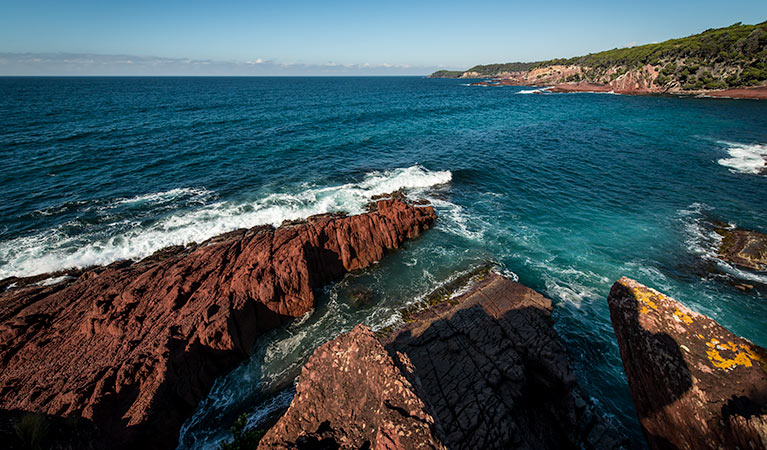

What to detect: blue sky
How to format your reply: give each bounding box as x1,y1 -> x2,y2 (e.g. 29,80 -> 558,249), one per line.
0,0 -> 765,75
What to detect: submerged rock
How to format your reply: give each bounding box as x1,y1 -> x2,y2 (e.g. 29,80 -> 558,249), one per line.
0,197 -> 436,449
715,226 -> 767,271
608,277 -> 767,450
261,272 -> 625,449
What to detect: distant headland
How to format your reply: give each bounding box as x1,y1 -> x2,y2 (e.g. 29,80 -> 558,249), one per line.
430,21 -> 767,98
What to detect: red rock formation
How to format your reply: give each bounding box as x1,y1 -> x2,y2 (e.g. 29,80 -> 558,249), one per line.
608,277 -> 767,450
714,226 -> 767,271
262,272 -> 625,450
258,325 -> 446,450
701,86 -> 767,99
548,82 -> 615,93
0,196 -> 436,449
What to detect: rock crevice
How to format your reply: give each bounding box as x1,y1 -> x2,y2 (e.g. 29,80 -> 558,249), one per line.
260,273 -> 625,450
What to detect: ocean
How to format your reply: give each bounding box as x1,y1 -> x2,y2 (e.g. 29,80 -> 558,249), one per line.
1,76 -> 766,448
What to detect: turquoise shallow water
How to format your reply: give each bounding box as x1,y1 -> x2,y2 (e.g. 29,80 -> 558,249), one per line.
1,77 -> 766,448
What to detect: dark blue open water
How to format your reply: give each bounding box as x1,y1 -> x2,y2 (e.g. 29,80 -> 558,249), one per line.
1,77 -> 766,448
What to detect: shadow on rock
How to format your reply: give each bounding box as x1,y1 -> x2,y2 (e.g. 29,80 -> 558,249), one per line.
608,277 -> 767,450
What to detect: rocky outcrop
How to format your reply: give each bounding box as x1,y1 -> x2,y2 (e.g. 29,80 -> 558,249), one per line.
0,196 -> 436,449
258,325 -> 446,450
262,272 -> 625,450
608,277 -> 767,450
715,226 -> 767,271
704,86 -> 767,99
547,82 -> 616,93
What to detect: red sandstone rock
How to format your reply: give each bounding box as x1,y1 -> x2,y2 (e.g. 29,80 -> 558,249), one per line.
258,325 -> 446,450
703,86 -> 767,99
0,197 -> 436,449
714,226 -> 767,271
608,277 -> 767,450
262,272 -> 625,450
548,82 -> 615,93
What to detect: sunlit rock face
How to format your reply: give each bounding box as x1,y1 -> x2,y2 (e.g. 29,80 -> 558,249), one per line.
608,277 -> 767,450
0,196 -> 436,449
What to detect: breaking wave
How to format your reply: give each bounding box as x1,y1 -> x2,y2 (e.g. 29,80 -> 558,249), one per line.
0,166 -> 452,279
717,141 -> 767,175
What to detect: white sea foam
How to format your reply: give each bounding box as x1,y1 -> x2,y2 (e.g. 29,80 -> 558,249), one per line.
717,141 -> 767,174
678,202 -> 723,260
517,88 -> 549,95
34,275 -> 76,287
542,274 -> 598,308
427,197 -> 485,240
677,202 -> 767,284
715,260 -> 767,284
0,166 -> 452,279
113,187 -> 213,206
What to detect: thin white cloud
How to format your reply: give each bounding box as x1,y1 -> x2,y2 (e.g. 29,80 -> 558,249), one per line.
0,52 -> 444,76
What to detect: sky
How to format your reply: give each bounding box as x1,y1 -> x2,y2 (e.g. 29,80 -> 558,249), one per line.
0,0 -> 765,75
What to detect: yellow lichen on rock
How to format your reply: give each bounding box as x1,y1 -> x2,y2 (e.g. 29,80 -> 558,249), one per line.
705,338 -> 767,371
673,309 -> 694,325
740,342 -> 767,372
630,286 -> 659,313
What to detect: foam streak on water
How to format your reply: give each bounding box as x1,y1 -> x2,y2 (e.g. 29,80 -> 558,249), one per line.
717,141 -> 767,174
0,166 -> 451,279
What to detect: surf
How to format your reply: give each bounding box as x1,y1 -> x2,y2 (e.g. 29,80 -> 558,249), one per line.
0,166 -> 452,279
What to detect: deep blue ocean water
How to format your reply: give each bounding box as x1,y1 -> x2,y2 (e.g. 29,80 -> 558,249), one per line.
1,77 -> 766,448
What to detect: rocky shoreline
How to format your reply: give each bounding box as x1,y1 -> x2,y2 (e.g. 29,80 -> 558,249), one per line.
436,22 -> 767,100
258,271 -> 626,450
466,78 -> 767,98
2,193 -> 767,449
715,226 -> 767,271
0,195 -> 436,449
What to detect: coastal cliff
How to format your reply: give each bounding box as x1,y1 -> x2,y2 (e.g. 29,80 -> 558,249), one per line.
258,272 -> 625,449
0,196 -> 436,449
431,21 -> 767,97
608,277 -> 767,449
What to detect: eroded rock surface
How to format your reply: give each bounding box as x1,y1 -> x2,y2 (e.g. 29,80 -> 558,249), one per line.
608,277 -> 767,450
258,325 -> 445,450
384,273 -> 623,450
262,273 -> 625,450
0,197 -> 436,449
715,226 -> 767,271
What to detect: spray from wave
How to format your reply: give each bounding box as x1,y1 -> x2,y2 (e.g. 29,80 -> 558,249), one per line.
0,166 -> 452,279
717,141 -> 767,175
516,88 -> 550,95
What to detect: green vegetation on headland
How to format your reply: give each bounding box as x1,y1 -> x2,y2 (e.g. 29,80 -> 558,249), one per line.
429,70 -> 465,78
429,21 -> 767,91
462,61 -> 539,75
542,22 -> 766,68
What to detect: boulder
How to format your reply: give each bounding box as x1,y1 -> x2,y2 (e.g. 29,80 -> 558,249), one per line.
715,227 -> 767,271
608,277 -> 767,450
